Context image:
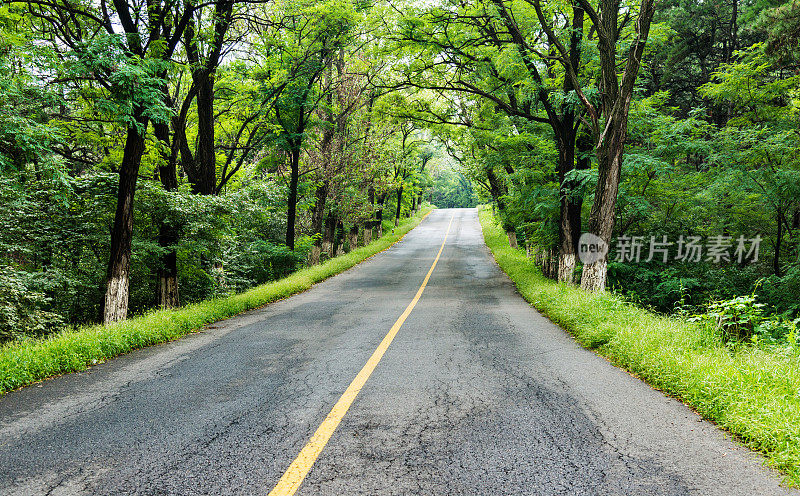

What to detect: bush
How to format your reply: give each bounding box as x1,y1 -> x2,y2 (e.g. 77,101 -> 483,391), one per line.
690,293 -> 800,344
0,268 -> 63,341
226,240 -> 304,292
607,260 -> 772,315
758,265 -> 800,317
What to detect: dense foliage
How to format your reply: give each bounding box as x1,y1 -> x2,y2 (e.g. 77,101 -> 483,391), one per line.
0,0 -> 442,339
383,0 -> 799,320
2,0 -> 798,340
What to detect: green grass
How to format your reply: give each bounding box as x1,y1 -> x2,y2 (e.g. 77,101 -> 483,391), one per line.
0,208 -> 432,396
478,207 -> 800,485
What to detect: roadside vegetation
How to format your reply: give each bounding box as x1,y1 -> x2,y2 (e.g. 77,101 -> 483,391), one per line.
480,208 -> 800,485
4,0 -> 800,473
0,209 -> 430,395
1,0 -> 447,338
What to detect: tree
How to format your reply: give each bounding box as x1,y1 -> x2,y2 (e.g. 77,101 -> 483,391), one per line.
530,0 -> 658,290
252,0 -> 358,249
21,0 -> 201,321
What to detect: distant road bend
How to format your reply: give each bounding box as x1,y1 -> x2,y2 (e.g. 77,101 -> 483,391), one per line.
0,208 -> 794,495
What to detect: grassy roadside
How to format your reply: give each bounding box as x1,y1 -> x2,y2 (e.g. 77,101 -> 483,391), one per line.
0,208 -> 432,396
478,207 -> 800,485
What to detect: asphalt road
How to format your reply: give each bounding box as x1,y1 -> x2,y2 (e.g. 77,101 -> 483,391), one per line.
0,208 -> 795,495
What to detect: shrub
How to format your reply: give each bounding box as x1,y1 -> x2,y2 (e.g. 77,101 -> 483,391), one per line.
0,268 -> 63,341
689,293 -> 799,344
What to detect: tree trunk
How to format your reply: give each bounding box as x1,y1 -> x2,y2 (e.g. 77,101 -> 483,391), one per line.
311,184 -> 328,236
104,116 -> 148,324
322,213 -> 336,257
558,253 -> 576,283
363,186 -> 374,245
775,209 -> 783,276
182,1 -> 233,195
308,246 -> 322,266
541,248 -> 548,275
580,115 -> 628,291
334,220 -> 345,256
576,0 -> 656,291
558,131 -> 589,284
376,193 -> 386,238
543,248 -> 551,279
394,185 -> 403,227
191,71 -> 217,195
507,230 -> 518,249
158,248 -> 179,310
557,127 -> 578,283
363,224 -> 373,246
485,166 -> 507,212
347,225 -> 359,252
555,6 -> 586,284
153,121 -> 180,309
308,181 -> 329,266
286,148 -> 300,249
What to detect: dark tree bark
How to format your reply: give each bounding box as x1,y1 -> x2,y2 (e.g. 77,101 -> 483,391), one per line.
554,5 -> 586,283
557,125 -> 579,283
581,113 -> 629,290
181,0 -> 234,196
153,121 -> 180,309
572,0 -> 657,291
485,166 -> 507,212
104,113 -> 148,323
308,180 -> 329,265
394,185 -> 404,227
363,186 -> 375,245
557,131 -> 591,283
189,73 -> 217,195
376,193 -> 386,238
286,147 -> 301,249
322,213 -> 337,257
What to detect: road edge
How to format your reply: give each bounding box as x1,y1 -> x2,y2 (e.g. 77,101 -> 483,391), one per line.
477,206 -> 800,487
0,208 -> 434,396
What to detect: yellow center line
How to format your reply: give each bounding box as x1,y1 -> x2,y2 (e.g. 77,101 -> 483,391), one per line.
267,212 -> 456,496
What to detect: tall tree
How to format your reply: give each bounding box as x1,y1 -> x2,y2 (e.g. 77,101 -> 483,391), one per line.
388,0 -> 591,282
532,0 -> 658,290
252,0 -> 357,249
23,0 -> 195,321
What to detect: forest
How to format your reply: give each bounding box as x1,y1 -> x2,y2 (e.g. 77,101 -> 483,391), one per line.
1,0 -> 798,342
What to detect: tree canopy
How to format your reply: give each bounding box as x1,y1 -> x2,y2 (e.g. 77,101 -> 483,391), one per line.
2,0 -> 799,338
